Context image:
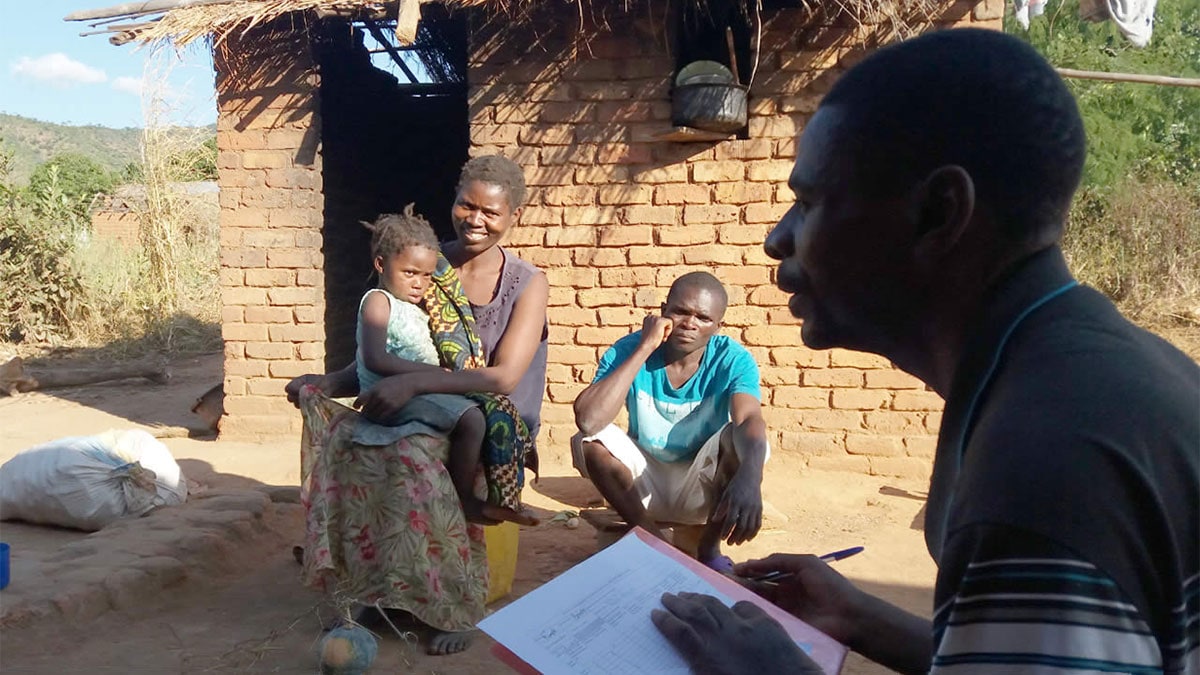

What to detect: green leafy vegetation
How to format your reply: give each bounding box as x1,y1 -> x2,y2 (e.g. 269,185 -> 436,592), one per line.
1008,0 -> 1200,187
0,134 -> 219,354
122,137 -> 217,183
0,145 -> 85,343
1008,0 -> 1200,332
29,154 -> 116,220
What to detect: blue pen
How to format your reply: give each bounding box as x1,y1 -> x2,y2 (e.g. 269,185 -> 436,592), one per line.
748,546 -> 865,584
819,546 -> 865,562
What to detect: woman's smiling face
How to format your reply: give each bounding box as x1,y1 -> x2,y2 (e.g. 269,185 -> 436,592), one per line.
451,180 -> 520,255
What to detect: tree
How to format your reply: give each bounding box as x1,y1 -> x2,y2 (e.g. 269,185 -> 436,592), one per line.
1007,0 -> 1200,188
28,153 -> 116,218
0,140 -> 84,342
1006,2 -> 1200,321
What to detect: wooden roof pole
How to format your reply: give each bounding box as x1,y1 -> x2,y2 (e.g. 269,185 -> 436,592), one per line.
65,0 -> 230,22
80,21 -> 156,37
1056,67 -> 1200,88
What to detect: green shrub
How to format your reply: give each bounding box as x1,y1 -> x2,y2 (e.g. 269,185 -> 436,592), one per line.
27,153 -> 116,220
1008,0 -> 1200,189
1010,0 -> 1200,336
0,136 -> 219,354
0,146 -> 85,342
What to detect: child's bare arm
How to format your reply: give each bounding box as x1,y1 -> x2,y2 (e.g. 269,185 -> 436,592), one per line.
360,292 -> 445,376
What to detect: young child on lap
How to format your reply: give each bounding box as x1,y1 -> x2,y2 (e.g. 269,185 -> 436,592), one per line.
356,207 -> 527,525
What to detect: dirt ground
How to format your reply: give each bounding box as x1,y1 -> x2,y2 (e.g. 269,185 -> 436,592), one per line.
0,352 -> 936,674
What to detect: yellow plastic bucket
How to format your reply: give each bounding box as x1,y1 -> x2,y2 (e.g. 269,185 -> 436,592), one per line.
484,521 -> 519,605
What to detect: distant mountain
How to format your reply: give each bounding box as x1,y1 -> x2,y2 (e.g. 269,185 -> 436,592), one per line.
0,113 -> 214,185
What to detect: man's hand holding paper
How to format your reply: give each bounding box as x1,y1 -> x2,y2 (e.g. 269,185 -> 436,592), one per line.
651,593 -> 826,675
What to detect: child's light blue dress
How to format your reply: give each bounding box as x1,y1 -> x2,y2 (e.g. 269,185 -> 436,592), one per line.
352,288 -> 476,446
355,288 -> 440,391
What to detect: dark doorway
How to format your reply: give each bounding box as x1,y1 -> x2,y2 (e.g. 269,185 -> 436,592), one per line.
315,9 -> 469,370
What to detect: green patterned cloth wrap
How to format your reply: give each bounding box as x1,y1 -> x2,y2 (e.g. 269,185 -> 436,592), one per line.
426,253 -> 535,511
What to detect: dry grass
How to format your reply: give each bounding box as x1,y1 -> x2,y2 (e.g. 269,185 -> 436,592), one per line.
1064,178 -> 1200,358
130,0 -> 492,47
1,232 -> 219,363
82,47 -> 222,358
1064,180 -> 1200,320
136,0 -> 372,47
1,46 -> 222,362
105,0 -> 941,47
66,230 -> 219,359
829,0 -> 942,37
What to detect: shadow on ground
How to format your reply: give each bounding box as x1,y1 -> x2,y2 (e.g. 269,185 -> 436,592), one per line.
529,475 -> 604,509
180,458 -> 276,493
879,485 -> 928,531
0,352 -> 224,453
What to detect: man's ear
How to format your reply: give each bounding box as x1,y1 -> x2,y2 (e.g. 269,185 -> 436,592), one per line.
373,256 -> 385,275
510,205 -> 523,223
912,165 -> 974,267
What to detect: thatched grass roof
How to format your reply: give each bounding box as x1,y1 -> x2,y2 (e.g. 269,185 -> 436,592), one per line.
136,1 -> 402,46
69,0 -> 488,47
68,0 -> 933,48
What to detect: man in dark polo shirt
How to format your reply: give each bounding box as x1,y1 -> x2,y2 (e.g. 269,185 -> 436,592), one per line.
649,28 -> 1199,674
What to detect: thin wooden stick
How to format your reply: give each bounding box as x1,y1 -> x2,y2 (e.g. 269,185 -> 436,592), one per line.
88,13 -> 155,27
111,32 -> 142,46
65,0 -> 229,22
80,22 -> 156,37
726,26 -> 740,86
1056,67 -> 1200,88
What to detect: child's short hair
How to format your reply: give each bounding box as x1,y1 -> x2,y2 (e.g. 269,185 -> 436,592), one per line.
363,204 -> 440,260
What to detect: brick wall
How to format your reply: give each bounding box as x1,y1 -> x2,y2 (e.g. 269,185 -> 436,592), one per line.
91,211 -> 141,248
467,1 -> 1001,478
215,22 -> 325,438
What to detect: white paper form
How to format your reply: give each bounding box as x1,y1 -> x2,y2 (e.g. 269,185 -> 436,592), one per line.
479,533 -> 733,674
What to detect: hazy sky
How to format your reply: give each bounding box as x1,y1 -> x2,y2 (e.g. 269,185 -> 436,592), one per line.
0,1 -> 217,128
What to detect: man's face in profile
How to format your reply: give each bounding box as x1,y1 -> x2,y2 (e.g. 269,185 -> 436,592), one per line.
765,106 -> 918,355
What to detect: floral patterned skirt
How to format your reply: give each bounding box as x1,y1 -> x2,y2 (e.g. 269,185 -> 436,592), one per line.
298,387 -> 488,632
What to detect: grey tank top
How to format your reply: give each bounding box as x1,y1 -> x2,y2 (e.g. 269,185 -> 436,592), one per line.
471,248 -> 548,437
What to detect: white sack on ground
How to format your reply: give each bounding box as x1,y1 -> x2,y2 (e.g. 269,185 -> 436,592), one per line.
0,429 -> 187,531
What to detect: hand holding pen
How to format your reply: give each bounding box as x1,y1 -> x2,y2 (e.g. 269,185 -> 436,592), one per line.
732,548 -> 868,648
748,546 -> 864,585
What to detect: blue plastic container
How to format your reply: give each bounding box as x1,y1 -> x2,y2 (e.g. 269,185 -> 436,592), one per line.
0,542 -> 9,590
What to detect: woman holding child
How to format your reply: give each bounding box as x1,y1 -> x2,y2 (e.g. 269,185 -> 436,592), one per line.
285,156 -> 548,655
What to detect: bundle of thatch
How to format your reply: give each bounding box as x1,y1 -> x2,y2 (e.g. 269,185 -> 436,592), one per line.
68,0 -> 938,48
68,0 -> 484,47
136,1 -> 391,47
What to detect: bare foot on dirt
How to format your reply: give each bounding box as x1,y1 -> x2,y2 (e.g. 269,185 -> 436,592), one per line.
351,606 -> 472,656
427,629 -> 474,655
463,499 -> 540,526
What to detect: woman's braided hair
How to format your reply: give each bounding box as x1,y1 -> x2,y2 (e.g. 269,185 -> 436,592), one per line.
362,203 -> 440,260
